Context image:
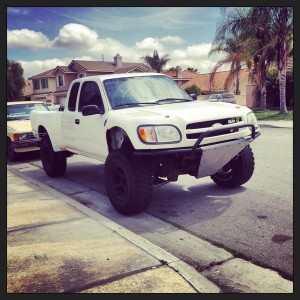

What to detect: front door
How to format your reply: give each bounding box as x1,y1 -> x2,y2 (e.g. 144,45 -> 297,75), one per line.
73,80 -> 108,160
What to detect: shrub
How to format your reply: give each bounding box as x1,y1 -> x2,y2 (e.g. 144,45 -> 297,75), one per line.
184,84 -> 202,96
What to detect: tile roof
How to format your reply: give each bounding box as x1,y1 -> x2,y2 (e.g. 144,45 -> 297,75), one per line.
179,68 -> 250,91
113,66 -> 149,73
162,70 -> 198,80
52,66 -> 76,74
28,69 -> 55,80
69,60 -> 152,73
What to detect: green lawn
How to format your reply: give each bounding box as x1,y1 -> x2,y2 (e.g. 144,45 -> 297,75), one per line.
253,108 -> 293,121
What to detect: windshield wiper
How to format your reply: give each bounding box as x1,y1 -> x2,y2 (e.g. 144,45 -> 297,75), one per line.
113,102 -> 160,109
156,98 -> 192,104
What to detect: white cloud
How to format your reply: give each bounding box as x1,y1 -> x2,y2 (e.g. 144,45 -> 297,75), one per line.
52,23 -> 99,50
7,7 -> 30,15
135,37 -> 164,53
159,36 -> 184,45
12,23 -> 227,78
7,29 -> 51,49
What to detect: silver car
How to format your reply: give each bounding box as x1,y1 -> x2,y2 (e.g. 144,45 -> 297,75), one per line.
208,93 -> 236,104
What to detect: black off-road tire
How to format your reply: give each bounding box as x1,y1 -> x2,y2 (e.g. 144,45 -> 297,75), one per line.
7,138 -> 19,161
104,150 -> 152,215
211,145 -> 255,188
40,136 -> 67,177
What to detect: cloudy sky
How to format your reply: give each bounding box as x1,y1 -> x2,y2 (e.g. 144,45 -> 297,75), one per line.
7,7 -> 228,79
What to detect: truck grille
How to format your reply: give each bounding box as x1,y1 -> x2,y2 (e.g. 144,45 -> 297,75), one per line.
186,117 -> 242,139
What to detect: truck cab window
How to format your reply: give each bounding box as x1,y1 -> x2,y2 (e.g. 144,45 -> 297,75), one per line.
78,81 -> 104,112
68,82 -> 80,112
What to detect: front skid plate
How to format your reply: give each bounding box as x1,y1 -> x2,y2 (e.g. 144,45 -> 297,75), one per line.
196,138 -> 251,178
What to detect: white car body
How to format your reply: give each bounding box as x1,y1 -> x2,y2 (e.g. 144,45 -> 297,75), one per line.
30,73 -> 260,215
7,101 -> 49,161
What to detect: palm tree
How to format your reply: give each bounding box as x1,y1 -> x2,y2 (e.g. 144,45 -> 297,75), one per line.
209,36 -> 253,95
210,7 -> 293,113
141,50 -> 170,73
273,7 -> 293,114
209,8 -> 271,109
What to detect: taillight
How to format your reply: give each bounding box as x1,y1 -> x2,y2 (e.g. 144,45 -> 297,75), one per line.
12,134 -> 19,141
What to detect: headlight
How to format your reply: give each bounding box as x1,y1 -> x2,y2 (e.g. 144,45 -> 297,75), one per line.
247,112 -> 259,128
138,125 -> 181,144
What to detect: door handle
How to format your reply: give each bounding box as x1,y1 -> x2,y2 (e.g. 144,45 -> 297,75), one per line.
75,119 -> 80,124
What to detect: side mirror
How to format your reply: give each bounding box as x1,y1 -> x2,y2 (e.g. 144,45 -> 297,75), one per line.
82,104 -> 104,116
189,93 -> 197,100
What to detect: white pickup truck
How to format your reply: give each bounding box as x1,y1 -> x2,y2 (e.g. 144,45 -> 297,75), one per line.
31,73 -> 261,215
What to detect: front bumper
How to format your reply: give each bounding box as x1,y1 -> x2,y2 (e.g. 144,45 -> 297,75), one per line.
133,123 -> 260,156
133,122 -> 260,179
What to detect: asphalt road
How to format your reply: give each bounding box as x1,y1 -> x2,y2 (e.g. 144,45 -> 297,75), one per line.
8,127 -> 293,280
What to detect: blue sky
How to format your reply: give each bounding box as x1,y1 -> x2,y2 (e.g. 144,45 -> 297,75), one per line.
7,7 -> 228,79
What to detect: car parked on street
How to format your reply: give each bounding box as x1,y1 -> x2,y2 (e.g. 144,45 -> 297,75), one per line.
7,101 -> 49,161
208,93 -> 236,104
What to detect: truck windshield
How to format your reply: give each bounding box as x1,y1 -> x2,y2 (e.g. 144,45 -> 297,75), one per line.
103,75 -> 191,109
7,103 -> 49,121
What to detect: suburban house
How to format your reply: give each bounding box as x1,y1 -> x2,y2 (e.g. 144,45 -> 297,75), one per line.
163,67 -> 258,107
27,54 -> 293,108
164,56 -> 293,108
22,80 -> 33,100
28,54 -> 152,105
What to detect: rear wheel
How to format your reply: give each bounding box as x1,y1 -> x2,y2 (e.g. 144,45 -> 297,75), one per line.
40,136 -> 67,177
7,138 -> 19,161
104,151 -> 152,215
211,145 -> 255,188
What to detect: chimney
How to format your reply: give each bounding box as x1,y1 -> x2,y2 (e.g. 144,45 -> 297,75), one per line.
176,66 -> 182,78
114,53 -> 122,67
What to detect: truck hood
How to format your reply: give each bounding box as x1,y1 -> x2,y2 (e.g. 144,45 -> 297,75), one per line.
7,119 -> 32,132
115,101 -> 246,122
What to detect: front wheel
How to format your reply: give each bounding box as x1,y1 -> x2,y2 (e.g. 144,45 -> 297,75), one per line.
40,136 -> 67,177
211,145 -> 255,188
104,151 -> 152,215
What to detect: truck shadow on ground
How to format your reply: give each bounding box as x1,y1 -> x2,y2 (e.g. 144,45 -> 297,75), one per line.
11,158 -> 247,226
148,179 -> 246,225
64,161 -> 247,224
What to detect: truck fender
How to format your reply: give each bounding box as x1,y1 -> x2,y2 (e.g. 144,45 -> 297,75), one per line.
106,127 -> 133,153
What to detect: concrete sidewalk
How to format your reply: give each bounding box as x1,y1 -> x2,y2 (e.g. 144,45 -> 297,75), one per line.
7,167 -> 219,293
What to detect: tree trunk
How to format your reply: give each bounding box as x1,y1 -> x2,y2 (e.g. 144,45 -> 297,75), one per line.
277,7 -> 288,114
260,80 -> 267,111
278,66 -> 288,114
235,70 -> 240,95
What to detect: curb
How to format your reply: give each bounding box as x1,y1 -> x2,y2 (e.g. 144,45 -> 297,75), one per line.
7,165 -> 220,293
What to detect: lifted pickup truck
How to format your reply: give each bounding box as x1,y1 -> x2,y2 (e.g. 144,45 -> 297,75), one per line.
31,73 -> 260,215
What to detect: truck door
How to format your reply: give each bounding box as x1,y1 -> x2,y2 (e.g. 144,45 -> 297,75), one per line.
61,81 -> 80,151
74,80 -> 108,160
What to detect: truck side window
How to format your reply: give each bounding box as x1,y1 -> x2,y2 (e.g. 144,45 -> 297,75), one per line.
78,81 -> 104,113
68,82 -> 80,112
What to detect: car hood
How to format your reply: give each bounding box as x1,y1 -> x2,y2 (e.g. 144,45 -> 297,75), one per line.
7,119 -> 32,132
115,101 -> 245,123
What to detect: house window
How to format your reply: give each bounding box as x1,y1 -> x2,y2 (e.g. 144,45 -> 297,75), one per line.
57,75 -> 65,87
33,80 -> 40,90
41,78 -> 48,89
78,73 -> 86,78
